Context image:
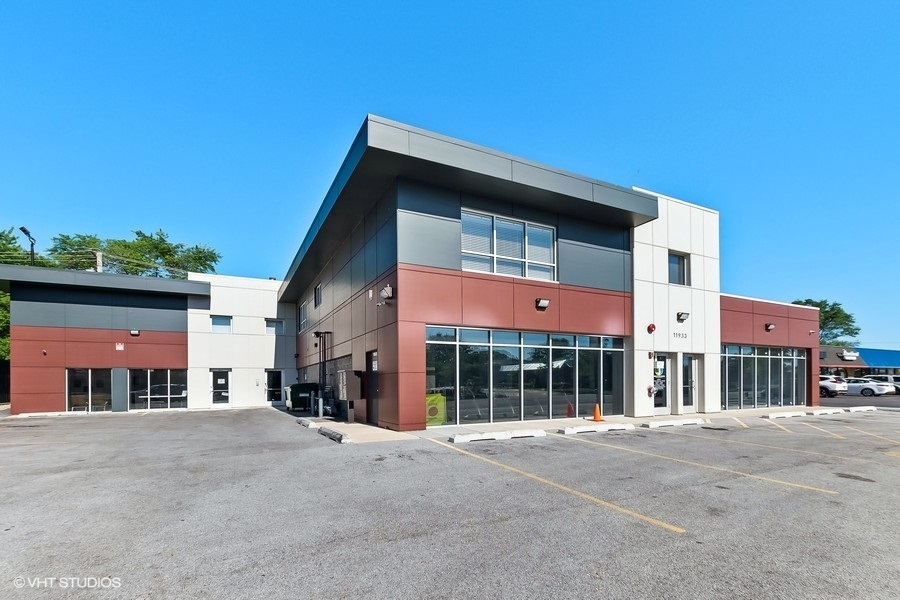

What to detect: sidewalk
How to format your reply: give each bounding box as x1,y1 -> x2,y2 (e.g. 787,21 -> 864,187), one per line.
295,404 -> 871,444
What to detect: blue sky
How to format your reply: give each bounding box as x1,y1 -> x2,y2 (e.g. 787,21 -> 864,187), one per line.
2,2 -> 898,347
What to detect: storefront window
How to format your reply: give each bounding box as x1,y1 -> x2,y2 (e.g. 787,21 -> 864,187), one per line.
425,327 -> 624,426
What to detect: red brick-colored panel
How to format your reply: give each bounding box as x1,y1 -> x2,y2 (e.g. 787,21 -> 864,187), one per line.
752,300 -> 790,318
720,295 -> 754,312
397,370 -> 427,431
11,339 -> 68,367
721,309 -> 754,344
376,323 -> 399,374
11,366 -> 65,394
12,392 -> 66,414
398,320 -> 425,374
397,267 -> 462,325
10,325 -> 65,341
513,282 -> 560,331
376,372 -> 399,429
126,343 -> 188,368
558,288 -> 629,335
789,305 -> 819,320
788,318 -> 821,349
461,274 -> 515,328
754,315 -> 788,346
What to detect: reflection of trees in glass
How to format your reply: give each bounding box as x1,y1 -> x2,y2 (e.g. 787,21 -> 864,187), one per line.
426,344 -> 456,390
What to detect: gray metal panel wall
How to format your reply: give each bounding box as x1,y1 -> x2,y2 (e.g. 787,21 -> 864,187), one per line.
557,242 -> 631,292
375,216 -> 398,277
396,177 -> 463,270
397,211 -> 462,271
112,368 -> 128,412
12,300 -> 189,331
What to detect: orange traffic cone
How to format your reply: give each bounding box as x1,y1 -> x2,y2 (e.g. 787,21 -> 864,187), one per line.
566,402 -> 574,418
593,402 -> 604,422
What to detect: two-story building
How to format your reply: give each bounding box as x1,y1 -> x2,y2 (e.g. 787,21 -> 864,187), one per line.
1,115 -> 820,425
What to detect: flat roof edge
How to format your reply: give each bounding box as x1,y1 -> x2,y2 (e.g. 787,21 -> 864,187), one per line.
0,264 -> 210,296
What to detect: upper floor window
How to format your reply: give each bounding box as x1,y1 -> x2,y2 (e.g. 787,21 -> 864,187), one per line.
668,253 -> 689,285
314,284 -> 322,307
265,319 -> 284,335
298,302 -> 308,332
461,210 -> 555,281
211,315 -> 232,333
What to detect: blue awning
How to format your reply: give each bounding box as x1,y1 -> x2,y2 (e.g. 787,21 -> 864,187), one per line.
856,348 -> 900,368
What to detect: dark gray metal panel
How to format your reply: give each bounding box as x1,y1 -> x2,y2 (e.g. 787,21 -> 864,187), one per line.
367,119 -> 410,155
461,193 -> 513,216
593,182 -> 657,217
558,241 -> 631,292
364,239 -> 377,283
333,262 -> 352,306
112,368 -> 128,412
408,131 -> 512,180
11,299 -> 66,326
375,216 -> 397,277
396,179 -> 460,219
350,251 -> 365,296
397,211 -> 462,270
0,264 -> 209,296
512,161 -> 593,201
558,215 -> 630,251
11,300 -> 188,331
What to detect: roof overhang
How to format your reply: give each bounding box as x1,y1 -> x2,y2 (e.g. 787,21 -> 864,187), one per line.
0,264 -> 211,297
278,115 -> 658,303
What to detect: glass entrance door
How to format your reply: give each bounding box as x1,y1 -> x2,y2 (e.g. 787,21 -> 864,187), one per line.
265,370 -> 282,403
211,370 -> 230,405
653,354 -> 670,415
682,355 -> 698,413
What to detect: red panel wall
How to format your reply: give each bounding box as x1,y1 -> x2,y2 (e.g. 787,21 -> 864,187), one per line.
720,296 -> 820,406
10,325 -> 188,414
390,264 -> 631,430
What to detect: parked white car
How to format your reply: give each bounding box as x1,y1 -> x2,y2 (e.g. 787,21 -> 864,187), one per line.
863,374 -> 900,394
844,377 -> 895,397
818,375 -> 848,398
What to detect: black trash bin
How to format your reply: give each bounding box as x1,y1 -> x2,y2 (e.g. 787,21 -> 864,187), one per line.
286,383 -> 319,412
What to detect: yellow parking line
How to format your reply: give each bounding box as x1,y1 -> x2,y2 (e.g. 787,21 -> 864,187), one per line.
764,419 -> 793,433
845,426 -> 900,445
731,417 -> 749,428
427,438 -> 685,534
800,422 -> 846,439
551,433 -> 837,495
654,429 -> 897,466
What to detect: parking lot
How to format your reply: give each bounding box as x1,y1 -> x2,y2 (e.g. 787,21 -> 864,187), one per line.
2,407 -> 899,599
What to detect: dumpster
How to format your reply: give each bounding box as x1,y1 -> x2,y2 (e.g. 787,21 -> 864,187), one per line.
286,383 -> 319,412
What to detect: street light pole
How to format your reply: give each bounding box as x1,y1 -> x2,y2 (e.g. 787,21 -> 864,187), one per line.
19,226 -> 35,266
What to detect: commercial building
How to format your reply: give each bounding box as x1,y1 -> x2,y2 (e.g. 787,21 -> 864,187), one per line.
1,115 -> 822,426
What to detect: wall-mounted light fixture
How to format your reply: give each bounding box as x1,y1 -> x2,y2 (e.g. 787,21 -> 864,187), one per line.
379,285 -> 393,300
535,298 -> 551,311
129,329 -> 140,337
676,312 -> 690,322
765,323 -> 776,332
809,330 -> 816,335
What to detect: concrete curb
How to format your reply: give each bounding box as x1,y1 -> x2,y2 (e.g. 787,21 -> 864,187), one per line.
641,417 -> 705,429
762,411 -> 807,419
559,423 -> 636,435
847,406 -> 877,412
319,427 -> 352,443
297,418 -> 320,428
809,408 -> 844,416
450,429 -> 547,444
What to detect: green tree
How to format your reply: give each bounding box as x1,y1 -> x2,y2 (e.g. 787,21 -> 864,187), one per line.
47,230 -> 221,279
792,298 -> 860,346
